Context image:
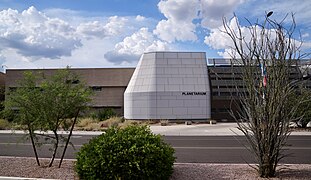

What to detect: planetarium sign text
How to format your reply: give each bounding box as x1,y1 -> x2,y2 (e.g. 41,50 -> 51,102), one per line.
181,92 -> 207,95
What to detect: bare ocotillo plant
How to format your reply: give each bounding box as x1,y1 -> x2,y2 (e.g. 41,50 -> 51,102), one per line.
222,12 -> 306,177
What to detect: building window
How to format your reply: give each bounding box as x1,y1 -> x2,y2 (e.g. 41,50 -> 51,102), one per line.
211,108 -> 217,112
91,86 -> 103,91
219,92 -> 232,96
218,108 -> 230,112
212,92 -> 219,96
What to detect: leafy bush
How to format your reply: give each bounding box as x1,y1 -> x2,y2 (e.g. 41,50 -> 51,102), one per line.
91,108 -> 117,121
75,125 -> 175,180
90,111 -> 98,120
0,119 -> 10,130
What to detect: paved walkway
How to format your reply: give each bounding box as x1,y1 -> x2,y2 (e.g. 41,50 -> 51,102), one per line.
1,123 -> 310,136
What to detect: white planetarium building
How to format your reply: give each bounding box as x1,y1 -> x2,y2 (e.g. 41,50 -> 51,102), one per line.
124,52 -> 211,120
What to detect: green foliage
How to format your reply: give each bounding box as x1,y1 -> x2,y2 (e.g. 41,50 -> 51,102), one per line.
91,108 -> 117,121
75,125 -> 175,180
38,69 -> 92,131
5,69 -> 92,130
3,71 -> 45,166
0,119 -> 10,130
4,71 -> 43,129
4,68 -> 92,167
90,111 -> 98,120
290,88 -> 311,128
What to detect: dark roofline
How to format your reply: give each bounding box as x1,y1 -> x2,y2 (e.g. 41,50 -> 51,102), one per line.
5,67 -> 136,72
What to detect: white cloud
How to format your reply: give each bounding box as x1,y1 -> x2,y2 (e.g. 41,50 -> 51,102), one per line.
77,21 -> 107,39
302,33 -> 310,39
76,16 -> 128,39
2,37 -> 118,69
154,0 -> 199,42
158,0 -> 198,22
0,6 -> 81,59
204,16 -> 311,58
105,28 -> 170,64
154,19 -> 198,42
135,15 -> 146,21
114,27 -> 169,55
103,16 -> 129,36
154,0 -> 244,42
200,0 -> 244,29
301,42 -> 311,54
204,17 -> 240,50
204,16 -> 278,58
0,54 -> 6,72
0,6 -> 162,69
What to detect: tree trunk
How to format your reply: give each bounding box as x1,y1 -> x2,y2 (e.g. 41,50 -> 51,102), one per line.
28,125 -> 40,166
59,109 -> 80,168
49,130 -> 59,167
259,162 -> 276,178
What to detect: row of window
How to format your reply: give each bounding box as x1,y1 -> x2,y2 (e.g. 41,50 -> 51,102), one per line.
211,108 -> 231,113
91,86 -> 102,91
209,72 -> 300,75
210,77 -> 243,80
212,92 -> 249,96
212,86 -> 245,89
9,86 -> 104,92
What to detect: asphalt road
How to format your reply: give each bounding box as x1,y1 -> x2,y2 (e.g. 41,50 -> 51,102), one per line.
0,134 -> 311,164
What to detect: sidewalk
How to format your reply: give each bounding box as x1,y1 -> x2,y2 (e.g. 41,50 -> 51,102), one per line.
151,123 -> 311,136
150,123 -> 244,136
1,123 -> 310,136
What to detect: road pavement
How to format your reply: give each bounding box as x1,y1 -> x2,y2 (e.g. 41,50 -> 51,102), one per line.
1,133 -> 311,163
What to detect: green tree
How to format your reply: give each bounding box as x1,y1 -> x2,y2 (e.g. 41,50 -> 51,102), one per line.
290,87 -> 311,128
4,72 -> 43,166
40,69 -> 92,167
5,68 -> 92,167
223,13 -> 308,177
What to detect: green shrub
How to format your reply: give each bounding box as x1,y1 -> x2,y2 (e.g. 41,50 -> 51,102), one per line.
0,119 -> 10,130
90,111 -> 98,120
75,125 -> 175,180
91,108 -> 117,121
99,108 -> 116,120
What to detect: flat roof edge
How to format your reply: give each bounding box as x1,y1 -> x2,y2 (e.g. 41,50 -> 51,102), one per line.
5,67 -> 136,71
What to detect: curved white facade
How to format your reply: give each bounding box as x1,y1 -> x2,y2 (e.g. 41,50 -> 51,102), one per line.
124,52 -> 211,120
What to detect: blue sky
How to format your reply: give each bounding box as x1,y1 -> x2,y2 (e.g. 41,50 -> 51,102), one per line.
0,0 -> 310,70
